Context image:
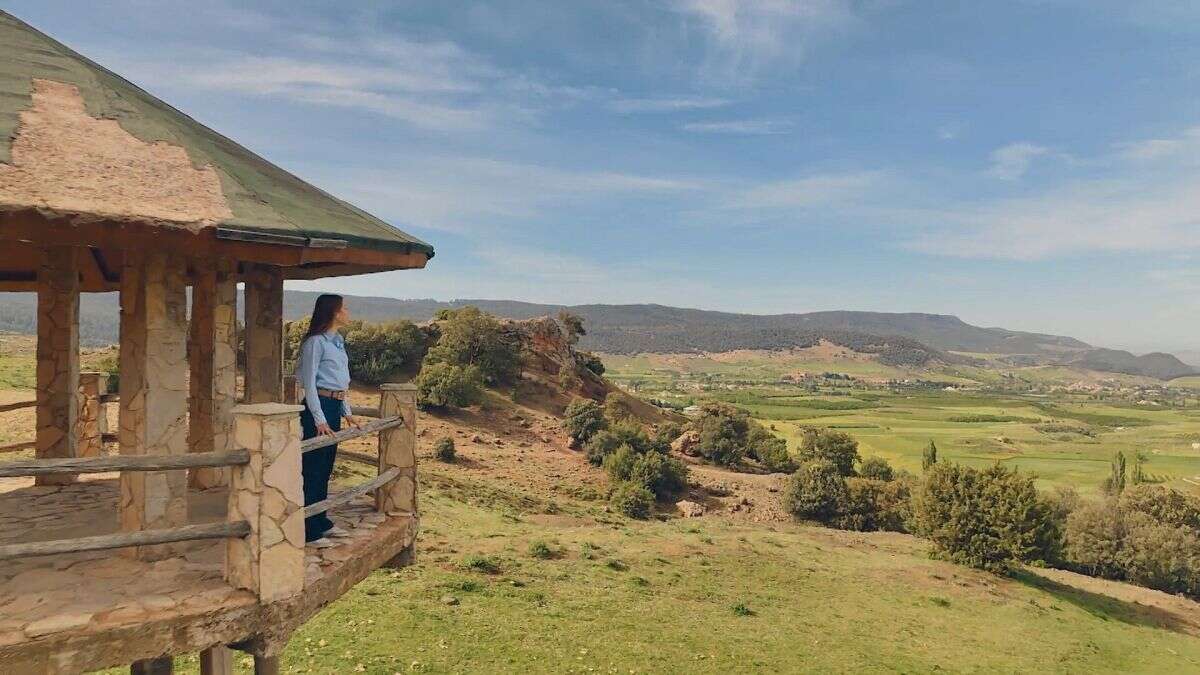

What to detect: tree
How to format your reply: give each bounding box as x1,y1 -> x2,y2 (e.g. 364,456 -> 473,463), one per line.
563,399 -> 607,446
414,362 -> 482,409
785,459 -> 848,522
797,428 -> 860,477
1106,451 -> 1127,495
858,456 -> 896,482
922,440 -> 938,471
558,310 -> 586,344
425,306 -> 521,384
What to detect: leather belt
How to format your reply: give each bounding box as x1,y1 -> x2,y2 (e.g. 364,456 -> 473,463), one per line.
316,388 -> 347,400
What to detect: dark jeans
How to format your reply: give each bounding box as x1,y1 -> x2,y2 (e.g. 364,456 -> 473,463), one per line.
300,396 -> 342,542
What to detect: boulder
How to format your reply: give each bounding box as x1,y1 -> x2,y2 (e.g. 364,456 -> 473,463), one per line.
676,500 -> 706,518
671,429 -> 700,456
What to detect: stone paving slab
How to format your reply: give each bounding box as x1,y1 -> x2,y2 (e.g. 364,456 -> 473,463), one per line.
0,473 -> 415,665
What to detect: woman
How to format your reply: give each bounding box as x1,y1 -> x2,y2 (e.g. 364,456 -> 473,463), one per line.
296,294 -> 360,546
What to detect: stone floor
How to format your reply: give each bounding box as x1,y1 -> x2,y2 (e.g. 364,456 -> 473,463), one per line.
0,473 -> 406,651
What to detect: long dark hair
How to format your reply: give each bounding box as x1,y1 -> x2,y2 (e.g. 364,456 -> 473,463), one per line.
304,294 -> 344,340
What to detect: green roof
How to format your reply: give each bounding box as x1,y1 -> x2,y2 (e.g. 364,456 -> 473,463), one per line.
0,11 -> 432,258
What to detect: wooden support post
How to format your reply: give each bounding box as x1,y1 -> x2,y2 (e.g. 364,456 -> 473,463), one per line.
77,372 -> 109,459
253,655 -> 280,675
243,264 -> 284,404
199,646 -> 233,675
377,384 -> 418,515
227,403 -> 306,602
283,375 -> 300,405
189,261 -> 238,489
130,656 -> 173,674
35,246 -> 80,486
118,251 -> 189,560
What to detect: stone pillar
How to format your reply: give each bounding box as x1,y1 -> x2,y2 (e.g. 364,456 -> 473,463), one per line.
227,403 -> 305,603
118,252 -> 189,560
35,246 -> 80,486
377,384 -> 418,516
243,264 -> 284,404
77,372 -> 109,459
188,261 -> 238,489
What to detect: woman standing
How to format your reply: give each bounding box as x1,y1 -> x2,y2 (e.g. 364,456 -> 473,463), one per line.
296,294 -> 360,546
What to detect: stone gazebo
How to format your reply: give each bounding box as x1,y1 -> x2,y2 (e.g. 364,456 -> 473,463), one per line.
0,11 -> 431,674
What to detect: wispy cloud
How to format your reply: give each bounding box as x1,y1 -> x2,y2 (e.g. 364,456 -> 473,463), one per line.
610,96 -> 731,113
681,118 -> 792,134
986,142 -> 1050,180
674,0 -> 862,84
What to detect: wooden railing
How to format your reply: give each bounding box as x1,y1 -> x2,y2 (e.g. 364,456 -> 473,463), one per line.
0,382 -> 418,606
0,372 -> 117,454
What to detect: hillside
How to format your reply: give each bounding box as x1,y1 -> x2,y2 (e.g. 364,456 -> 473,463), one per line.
0,292 -> 1193,379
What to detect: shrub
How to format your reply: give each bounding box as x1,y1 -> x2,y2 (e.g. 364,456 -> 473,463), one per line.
579,352 -> 605,376
603,394 -> 637,423
1119,516 -> 1200,597
602,444 -> 640,482
858,456 -> 896,482
785,459 -> 848,522
434,437 -> 456,463
343,320 -> 425,385
95,353 -> 120,392
585,421 -> 651,466
610,482 -> 655,519
558,310 -> 586,344
754,434 -> 796,474
693,403 -> 750,468
557,367 -> 583,392
629,451 -> 688,501
1064,500 -> 1127,579
460,555 -> 501,574
528,540 -> 555,559
415,362 -> 482,409
425,306 -> 520,384
797,428 -> 860,477
563,399 -> 607,445
912,463 -> 1061,573
832,477 -> 912,532
651,422 -> 683,454
1119,484 -> 1200,530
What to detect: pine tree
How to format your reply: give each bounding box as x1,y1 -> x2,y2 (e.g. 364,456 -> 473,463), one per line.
922,440 -> 938,472
1130,452 -> 1145,485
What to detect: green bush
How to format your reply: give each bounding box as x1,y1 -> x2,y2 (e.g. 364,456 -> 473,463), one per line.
629,451 -> 688,501
603,394 -> 637,423
610,482 -> 655,519
912,463 -> 1061,573
563,399 -> 607,445
651,422 -> 683,454
1063,488 -> 1200,597
784,459 -> 848,522
95,353 -> 120,392
585,421 -> 652,466
425,306 -> 521,384
858,456 -> 896,482
415,362 -> 482,409
343,320 -> 425,385
693,403 -> 750,468
460,555 -> 501,574
1119,484 -> 1200,530
528,540 -> 555,559
832,477 -> 912,532
579,352 -> 605,376
797,428 -> 860,477
434,436 -> 456,463
602,444 -> 640,482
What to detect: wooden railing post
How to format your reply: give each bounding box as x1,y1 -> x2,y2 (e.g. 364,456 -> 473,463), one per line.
227,403 -> 305,603
77,371 -> 108,460
377,384 -> 417,516
282,375 -> 300,405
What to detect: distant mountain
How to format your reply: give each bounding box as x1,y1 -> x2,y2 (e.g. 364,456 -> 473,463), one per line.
0,292 -> 1192,379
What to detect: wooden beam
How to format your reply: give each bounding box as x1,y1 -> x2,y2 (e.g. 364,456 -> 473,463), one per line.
302,467 -> 401,519
0,521 -> 250,562
0,449 -> 250,478
299,416 -> 404,453
199,646 -> 233,675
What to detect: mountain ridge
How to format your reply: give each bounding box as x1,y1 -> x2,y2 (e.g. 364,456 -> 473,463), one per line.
0,292 -> 1193,379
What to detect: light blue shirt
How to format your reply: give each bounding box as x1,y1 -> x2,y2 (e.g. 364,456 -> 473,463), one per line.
296,331 -> 352,426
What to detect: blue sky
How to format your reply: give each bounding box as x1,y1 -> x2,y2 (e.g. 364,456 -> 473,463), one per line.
7,1 -> 1200,353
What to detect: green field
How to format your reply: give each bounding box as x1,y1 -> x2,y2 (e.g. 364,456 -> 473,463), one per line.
602,353 -> 1200,496
104,463 -> 1200,674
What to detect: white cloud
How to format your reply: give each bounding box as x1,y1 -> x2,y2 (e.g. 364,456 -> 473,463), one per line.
1116,126 -> 1200,162
674,0 -> 861,83
986,142 -> 1050,180
734,171 -> 884,209
681,119 -> 792,134
610,96 -> 731,113
305,156 -> 702,234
